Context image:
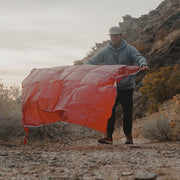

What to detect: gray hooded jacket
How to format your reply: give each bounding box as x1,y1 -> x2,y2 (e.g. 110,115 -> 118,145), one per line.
84,39 -> 147,89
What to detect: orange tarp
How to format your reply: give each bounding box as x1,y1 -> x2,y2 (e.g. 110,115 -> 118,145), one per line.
22,65 -> 140,132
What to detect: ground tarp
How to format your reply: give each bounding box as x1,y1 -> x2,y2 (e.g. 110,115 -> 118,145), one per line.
22,65 -> 141,133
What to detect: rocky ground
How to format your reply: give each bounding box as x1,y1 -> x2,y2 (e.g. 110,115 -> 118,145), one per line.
0,135 -> 180,180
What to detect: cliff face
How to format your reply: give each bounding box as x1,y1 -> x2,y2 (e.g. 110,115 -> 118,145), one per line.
120,0 -> 180,67
120,0 -> 180,44
76,0 -> 180,67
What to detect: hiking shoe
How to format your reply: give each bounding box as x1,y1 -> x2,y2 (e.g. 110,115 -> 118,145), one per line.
98,137 -> 113,144
125,135 -> 133,144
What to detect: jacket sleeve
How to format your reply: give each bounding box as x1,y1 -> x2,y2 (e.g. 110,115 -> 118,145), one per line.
128,45 -> 147,67
84,49 -> 105,65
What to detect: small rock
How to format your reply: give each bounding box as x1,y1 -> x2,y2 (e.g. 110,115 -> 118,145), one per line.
23,171 -> 29,175
130,145 -> 140,148
9,165 -> 15,168
121,172 -> 133,176
50,169 -> 56,173
59,169 -> 65,173
135,172 -> 157,180
0,153 -> 8,156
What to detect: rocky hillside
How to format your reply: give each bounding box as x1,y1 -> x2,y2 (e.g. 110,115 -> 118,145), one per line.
75,0 -> 180,67
121,0 -> 180,66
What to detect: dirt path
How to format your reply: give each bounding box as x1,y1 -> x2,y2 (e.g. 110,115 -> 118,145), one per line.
0,137 -> 180,180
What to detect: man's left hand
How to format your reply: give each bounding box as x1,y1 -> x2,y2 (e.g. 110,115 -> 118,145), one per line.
141,65 -> 150,72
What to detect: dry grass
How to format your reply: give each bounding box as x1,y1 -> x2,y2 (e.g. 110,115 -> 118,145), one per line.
141,94 -> 180,141
0,83 -> 23,139
141,115 -> 173,141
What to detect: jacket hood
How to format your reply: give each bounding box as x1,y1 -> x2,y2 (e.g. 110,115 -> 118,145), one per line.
108,39 -> 128,51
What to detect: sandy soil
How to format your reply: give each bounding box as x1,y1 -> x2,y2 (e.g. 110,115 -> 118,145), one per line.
0,136 -> 180,180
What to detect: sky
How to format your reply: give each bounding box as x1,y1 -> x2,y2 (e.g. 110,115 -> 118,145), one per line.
0,0 -> 164,88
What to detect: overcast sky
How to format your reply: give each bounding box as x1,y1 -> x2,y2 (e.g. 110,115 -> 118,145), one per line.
0,0 -> 164,87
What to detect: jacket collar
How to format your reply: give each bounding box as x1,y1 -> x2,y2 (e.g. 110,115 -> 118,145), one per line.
108,39 -> 127,51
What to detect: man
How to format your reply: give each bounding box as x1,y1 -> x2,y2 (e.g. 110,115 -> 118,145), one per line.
84,26 -> 149,144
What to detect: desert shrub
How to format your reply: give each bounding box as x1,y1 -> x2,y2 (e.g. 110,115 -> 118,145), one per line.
141,94 -> 180,141
163,94 -> 180,140
27,122 -> 101,141
74,60 -> 83,65
141,115 -> 173,141
0,81 -> 23,139
139,64 -> 180,113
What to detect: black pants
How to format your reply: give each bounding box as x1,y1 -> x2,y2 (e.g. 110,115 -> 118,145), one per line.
107,88 -> 134,136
